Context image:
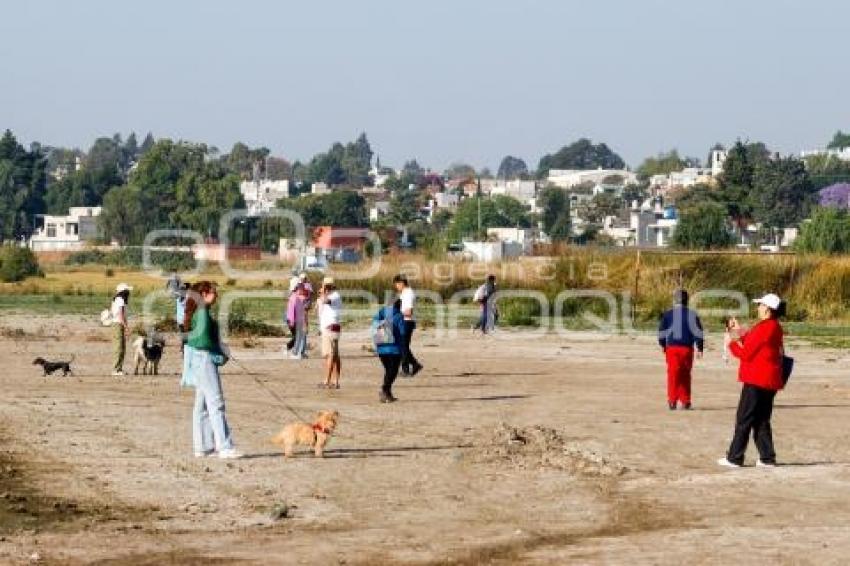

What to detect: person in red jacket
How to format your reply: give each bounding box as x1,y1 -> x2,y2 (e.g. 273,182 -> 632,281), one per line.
718,293 -> 785,468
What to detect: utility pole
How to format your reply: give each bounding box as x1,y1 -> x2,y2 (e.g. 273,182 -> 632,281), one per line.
477,176 -> 482,240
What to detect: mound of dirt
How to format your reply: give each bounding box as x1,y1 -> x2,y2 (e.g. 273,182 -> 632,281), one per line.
472,423 -> 627,478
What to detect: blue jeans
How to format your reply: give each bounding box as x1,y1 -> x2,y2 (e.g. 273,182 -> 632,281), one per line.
292,323 -> 307,356
190,348 -> 234,453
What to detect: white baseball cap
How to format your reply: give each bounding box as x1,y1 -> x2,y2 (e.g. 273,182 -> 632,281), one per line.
753,293 -> 781,310
116,283 -> 133,293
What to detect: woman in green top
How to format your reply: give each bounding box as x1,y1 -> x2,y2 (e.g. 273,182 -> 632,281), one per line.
184,281 -> 242,459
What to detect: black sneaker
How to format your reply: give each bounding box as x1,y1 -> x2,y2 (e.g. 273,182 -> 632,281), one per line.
409,363 -> 424,378
668,401 -> 677,410
379,391 -> 391,403
683,402 -> 692,410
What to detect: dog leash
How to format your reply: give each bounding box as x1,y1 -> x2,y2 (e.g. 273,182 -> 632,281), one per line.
228,355 -> 311,423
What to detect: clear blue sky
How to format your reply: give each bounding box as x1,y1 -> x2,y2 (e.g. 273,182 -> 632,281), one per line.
1,0 -> 848,171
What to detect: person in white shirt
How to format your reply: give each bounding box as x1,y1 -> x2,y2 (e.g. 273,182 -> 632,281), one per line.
110,283 -> 133,376
393,274 -> 423,377
318,277 -> 342,388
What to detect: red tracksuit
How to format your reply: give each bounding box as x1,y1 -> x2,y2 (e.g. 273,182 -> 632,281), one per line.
665,345 -> 694,404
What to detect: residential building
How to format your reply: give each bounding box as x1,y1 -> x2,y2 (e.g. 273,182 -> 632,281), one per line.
369,201 -> 391,222
800,147 -> 850,161
239,179 -> 290,213
710,149 -> 728,176
486,227 -> 538,254
29,206 -> 102,251
489,180 -> 536,201
311,182 -> 331,195
547,168 -> 637,189
461,240 -> 524,262
648,168 -> 714,194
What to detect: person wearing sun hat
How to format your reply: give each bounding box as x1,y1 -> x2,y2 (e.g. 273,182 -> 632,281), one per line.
718,293 -> 786,468
110,283 -> 133,376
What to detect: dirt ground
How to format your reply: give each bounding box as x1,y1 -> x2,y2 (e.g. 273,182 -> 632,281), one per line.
2,314 -> 850,565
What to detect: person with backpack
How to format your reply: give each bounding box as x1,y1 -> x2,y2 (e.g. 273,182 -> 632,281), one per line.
718,293 -> 786,468
109,283 -> 133,376
372,299 -> 407,403
472,274 -> 497,334
658,289 -> 704,410
182,281 -> 242,459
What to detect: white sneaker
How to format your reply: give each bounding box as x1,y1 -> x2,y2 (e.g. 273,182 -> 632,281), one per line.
717,457 -> 742,468
289,353 -> 303,360
112,370 -> 124,377
756,459 -> 776,468
194,451 -> 214,458
218,449 -> 243,459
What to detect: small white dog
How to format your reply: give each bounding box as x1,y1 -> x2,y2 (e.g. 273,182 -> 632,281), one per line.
132,335 -> 165,375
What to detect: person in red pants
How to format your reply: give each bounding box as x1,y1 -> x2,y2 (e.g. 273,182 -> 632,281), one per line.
658,290 -> 704,410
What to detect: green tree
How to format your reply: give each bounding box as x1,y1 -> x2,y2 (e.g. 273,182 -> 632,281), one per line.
537,138 -> 625,178
0,245 -> 41,282
637,150 -> 686,179
671,202 -> 734,250
577,193 -> 623,224
795,207 -> 850,254
497,155 -> 528,179
86,137 -> 122,177
804,153 -> 850,190
389,189 -> 420,226
402,159 -> 423,177
265,156 -> 291,180
537,185 -> 571,242
0,130 -> 47,240
447,195 -> 530,241
827,130 -> 850,150
99,185 -> 144,244
341,133 -> 373,187
224,142 -> 270,180
445,162 -> 476,179
277,191 -> 367,228
140,132 -> 155,155
99,139 -> 243,243
751,156 -> 814,228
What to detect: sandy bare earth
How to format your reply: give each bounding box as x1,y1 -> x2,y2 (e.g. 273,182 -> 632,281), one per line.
2,314 -> 850,565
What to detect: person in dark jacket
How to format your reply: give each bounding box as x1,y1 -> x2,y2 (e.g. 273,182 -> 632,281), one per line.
718,293 -> 785,468
658,289 -> 704,410
372,299 -> 407,403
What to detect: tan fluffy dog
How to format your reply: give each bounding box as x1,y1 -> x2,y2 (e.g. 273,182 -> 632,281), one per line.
271,410 -> 339,458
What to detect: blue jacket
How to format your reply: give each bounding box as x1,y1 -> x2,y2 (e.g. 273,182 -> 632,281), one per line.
658,306 -> 704,352
372,305 -> 406,356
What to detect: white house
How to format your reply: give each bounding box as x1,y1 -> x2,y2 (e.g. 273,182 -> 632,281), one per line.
434,192 -> 460,209
311,182 -> 331,195
369,165 -> 396,188
369,201 -> 391,222
800,147 -> 850,161
30,207 -> 102,251
239,179 -> 290,213
461,240 -> 524,261
547,168 -> 637,189
486,227 -> 537,254
489,180 -> 536,201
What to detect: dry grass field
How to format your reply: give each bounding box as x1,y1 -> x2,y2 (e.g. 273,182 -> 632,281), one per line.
2,314 -> 850,564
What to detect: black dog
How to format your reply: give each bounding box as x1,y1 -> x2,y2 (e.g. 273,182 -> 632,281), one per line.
133,336 -> 165,375
33,357 -> 74,377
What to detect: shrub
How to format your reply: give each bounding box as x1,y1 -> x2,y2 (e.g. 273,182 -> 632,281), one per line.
0,246 -> 42,282
65,247 -> 195,271
227,304 -> 286,337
